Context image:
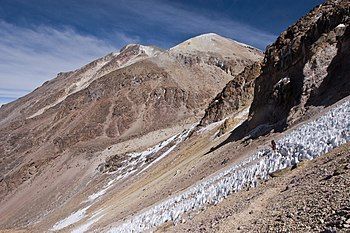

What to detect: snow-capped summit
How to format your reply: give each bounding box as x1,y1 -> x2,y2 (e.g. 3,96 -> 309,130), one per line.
169,32 -> 261,60
170,33 -> 228,53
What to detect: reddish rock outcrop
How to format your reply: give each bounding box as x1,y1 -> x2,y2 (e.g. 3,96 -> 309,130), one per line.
248,0 -> 350,131
199,62 -> 261,126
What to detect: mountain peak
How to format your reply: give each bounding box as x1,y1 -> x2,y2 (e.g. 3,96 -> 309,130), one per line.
119,43 -> 163,57
193,32 -> 221,38
169,33 -> 261,58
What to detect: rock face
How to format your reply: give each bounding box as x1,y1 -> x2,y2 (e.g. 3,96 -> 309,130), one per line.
0,33 -> 262,227
199,61 -> 261,126
247,0 -> 350,131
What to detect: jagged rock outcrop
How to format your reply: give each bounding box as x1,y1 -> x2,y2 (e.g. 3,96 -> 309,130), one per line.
199,62 -> 261,126
247,0 -> 350,131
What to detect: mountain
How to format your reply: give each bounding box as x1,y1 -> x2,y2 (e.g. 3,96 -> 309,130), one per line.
166,1 -> 349,232
0,33 -> 262,230
1,1 -> 349,232
198,0 -> 350,141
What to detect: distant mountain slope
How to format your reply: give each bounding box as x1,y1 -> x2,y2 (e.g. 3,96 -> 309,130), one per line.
0,33 -> 262,229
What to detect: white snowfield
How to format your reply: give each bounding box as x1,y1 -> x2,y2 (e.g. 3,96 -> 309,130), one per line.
51,205 -> 92,231
107,100 -> 350,233
169,33 -> 260,58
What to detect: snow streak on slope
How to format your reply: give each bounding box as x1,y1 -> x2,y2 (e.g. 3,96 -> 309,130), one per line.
109,101 -> 350,232
108,126 -> 194,180
51,205 -> 92,231
109,134 -> 178,180
71,210 -> 105,233
51,127 -> 195,232
87,180 -> 114,202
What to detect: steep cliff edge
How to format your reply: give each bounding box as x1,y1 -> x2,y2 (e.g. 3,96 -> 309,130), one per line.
248,0 -> 350,132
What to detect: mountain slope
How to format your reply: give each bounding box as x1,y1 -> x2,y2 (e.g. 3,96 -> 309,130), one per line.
0,33 -> 262,230
199,61 -> 261,127
1,1 -> 349,232
197,0 -> 350,142
71,1 -> 349,232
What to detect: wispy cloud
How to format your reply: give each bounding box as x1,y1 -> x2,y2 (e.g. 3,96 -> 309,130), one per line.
0,97 -> 17,107
0,21 -> 125,103
114,0 -> 277,49
0,88 -> 30,99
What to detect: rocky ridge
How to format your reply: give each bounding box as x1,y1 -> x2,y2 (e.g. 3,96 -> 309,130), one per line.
199,61 -> 261,126
247,0 -> 350,131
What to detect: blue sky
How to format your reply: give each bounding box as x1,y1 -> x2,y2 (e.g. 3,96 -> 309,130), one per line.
0,0 -> 324,105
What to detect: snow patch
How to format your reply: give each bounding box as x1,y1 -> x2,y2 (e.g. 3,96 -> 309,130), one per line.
232,39 -> 256,50
51,205 -> 92,231
170,33 -> 223,53
109,124 -> 196,180
336,23 -> 346,29
137,125 -> 195,175
71,210 -> 105,233
139,45 -> 161,57
87,180 -> 114,202
52,126 -> 196,232
198,119 -> 226,134
200,107 -> 249,137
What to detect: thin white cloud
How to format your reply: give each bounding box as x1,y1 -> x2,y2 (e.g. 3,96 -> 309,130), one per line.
118,0 -> 277,49
0,21 -> 126,102
0,88 -> 29,99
